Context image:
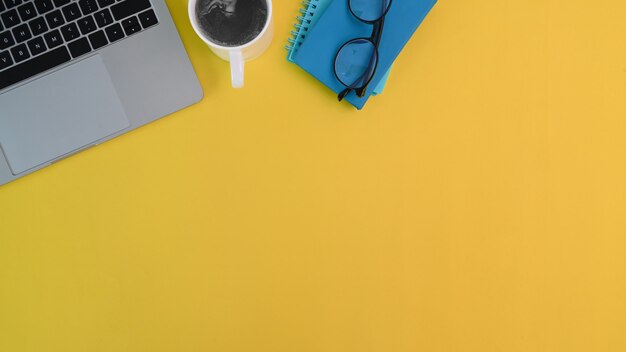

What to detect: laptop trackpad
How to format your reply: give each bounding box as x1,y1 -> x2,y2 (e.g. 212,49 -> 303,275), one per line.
0,55 -> 130,175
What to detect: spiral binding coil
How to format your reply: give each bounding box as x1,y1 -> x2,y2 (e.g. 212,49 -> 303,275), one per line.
285,0 -> 320,52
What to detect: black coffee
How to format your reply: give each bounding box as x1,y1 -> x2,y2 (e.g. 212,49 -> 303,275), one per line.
196,0 -> 268,47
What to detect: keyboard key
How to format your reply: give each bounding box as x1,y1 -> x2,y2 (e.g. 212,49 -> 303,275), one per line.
97,0 -> 114,7
111,0 -> 150,21
104,22 -> 123,42
60,22 -> 78,41
0,30 -> 14,49
0,46 -> 71,90
1,9 -> 20,28
27,36 -> 46,55
61,3 -> 81,22
0,1 -> 5,13
67,37 -> 90,57
78,0 -> 98,15
138,9 -> 157,29
17,2 -> 37,22
3,0 -> 22,9
29,16 -> 49,36
43,28 -> 63,48
34,0 -> 54,14
121,16 -> 139,36
52,0 -> 70,6
45,9 -> 65,29
77,15 -> 96,34
93,8 -> 113,27
11,23 -> 31,43
10,43 -> 29,62
88,29 -> 107,49
0,50 -> 13,70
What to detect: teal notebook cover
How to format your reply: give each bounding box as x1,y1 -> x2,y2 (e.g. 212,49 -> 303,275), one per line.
294,0 -> 437,109
287,0 -> 389,95
286,0 -> 333,63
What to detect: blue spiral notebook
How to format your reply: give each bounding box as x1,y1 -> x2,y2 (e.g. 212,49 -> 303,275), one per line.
293,0 -> 437,109
286,0 -> 389,95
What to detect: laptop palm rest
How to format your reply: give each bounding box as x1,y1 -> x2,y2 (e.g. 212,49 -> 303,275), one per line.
0,55 -> 130,175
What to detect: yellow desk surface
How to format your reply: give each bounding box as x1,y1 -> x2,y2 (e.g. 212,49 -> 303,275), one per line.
1,1 -> 625,351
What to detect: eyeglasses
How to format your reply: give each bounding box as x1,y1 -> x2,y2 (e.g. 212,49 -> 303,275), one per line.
334,0 -> 393,102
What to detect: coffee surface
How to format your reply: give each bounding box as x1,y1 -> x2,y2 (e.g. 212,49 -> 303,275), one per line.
196,0 -> 268,47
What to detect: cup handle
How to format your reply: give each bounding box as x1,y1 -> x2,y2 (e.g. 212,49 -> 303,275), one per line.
229,51 -> 244,88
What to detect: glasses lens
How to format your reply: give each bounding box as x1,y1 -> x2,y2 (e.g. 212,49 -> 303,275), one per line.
349,0 -> 392,22
335,39 -> 378,89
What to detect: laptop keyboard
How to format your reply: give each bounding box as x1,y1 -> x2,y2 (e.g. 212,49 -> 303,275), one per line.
0,0 -> 159,91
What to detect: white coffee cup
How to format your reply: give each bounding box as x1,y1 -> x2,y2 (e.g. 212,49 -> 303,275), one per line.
188,0 -> 273,88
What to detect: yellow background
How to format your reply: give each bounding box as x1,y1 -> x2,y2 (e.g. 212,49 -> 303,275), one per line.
1,1 -> 625,351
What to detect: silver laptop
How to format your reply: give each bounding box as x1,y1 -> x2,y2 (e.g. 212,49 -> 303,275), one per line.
0,0 -> 203,186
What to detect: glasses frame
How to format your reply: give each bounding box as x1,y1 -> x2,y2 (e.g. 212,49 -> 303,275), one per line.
334,0 -> 393,102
